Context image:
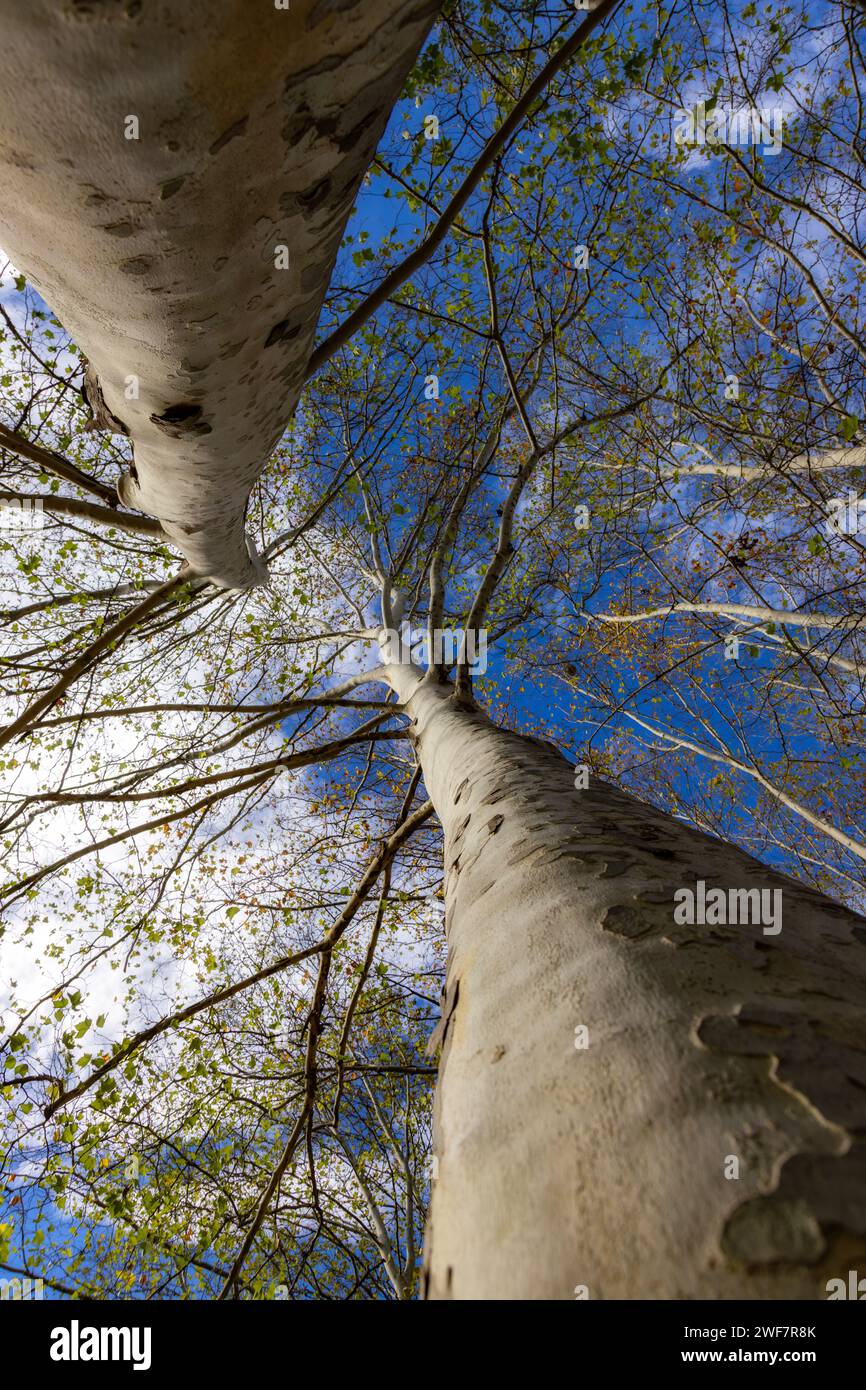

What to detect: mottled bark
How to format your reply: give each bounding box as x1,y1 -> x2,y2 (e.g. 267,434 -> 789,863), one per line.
0,0 -> 438,586
397,682 -> 866,1300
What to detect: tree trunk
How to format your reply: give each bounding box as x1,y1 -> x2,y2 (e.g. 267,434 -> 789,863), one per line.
0,0 -> 438,587
396,680 -> 866,1300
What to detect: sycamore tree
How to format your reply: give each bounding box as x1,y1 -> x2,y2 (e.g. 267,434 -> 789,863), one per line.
1,0 -> 865,1301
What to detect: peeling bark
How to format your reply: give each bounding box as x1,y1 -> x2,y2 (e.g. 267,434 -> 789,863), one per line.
0,0 -> 439,586
395,681 -> 866,1300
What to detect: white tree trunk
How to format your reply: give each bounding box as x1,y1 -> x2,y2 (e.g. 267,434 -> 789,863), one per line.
394,678 -> 866,1300
0,0 -> 438,587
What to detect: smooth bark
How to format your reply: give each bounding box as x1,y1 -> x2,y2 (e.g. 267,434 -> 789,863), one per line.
0,0 -> 438,586
394,679 -> 866,1300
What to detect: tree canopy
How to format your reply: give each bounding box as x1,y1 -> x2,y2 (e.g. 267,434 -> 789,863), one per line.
1,0 -> 865,1299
